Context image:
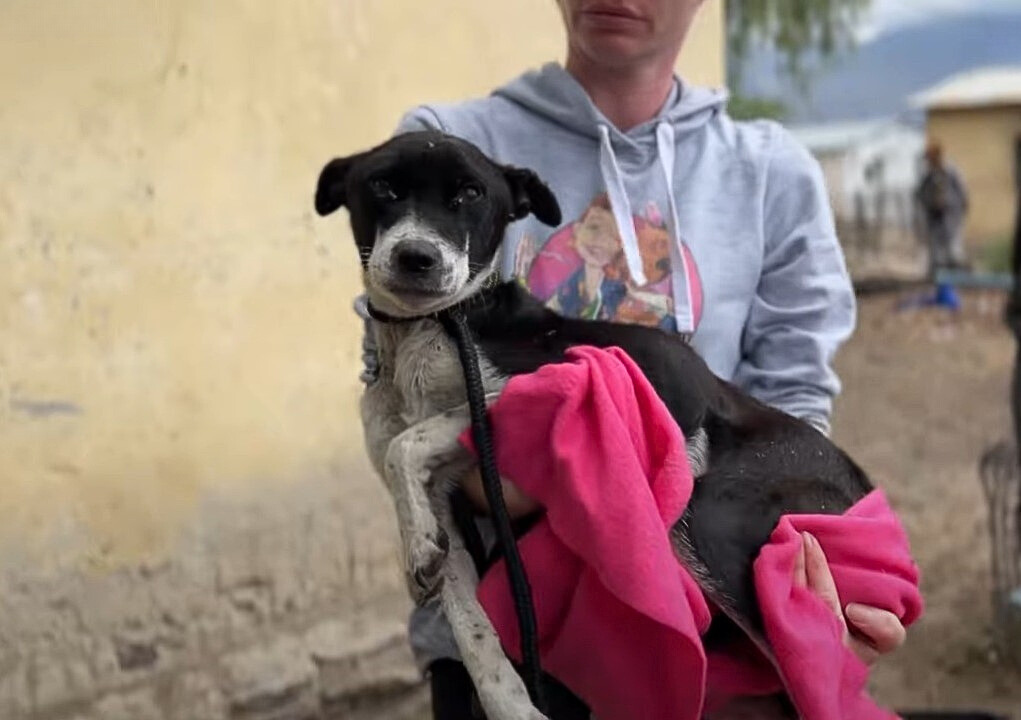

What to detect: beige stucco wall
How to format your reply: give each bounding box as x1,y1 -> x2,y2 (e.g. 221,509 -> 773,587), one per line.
927,104 -> 1021,245
0,2 -> 723,717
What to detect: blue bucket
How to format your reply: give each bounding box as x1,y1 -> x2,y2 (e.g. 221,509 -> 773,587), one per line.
933,282 -> 962,311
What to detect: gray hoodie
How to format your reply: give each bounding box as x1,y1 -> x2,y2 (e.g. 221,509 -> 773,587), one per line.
366,62 -> 855,433
364,63 -> 856,670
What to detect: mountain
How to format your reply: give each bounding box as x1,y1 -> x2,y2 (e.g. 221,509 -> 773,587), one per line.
737,12 -> 1021,123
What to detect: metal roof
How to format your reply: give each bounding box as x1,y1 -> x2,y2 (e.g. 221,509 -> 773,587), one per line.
910,65 -> 1021,110
788,118 -> 921,154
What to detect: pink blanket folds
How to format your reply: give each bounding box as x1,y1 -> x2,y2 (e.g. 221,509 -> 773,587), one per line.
461,346 -> 923,720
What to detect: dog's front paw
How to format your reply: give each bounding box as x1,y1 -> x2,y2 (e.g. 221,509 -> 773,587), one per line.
405,528 -> 449,602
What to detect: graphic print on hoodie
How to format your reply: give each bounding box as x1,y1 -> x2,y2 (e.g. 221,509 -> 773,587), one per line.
516,192 -> 704,336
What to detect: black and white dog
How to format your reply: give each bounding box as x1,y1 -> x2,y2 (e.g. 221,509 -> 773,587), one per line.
315,131 -> 874,720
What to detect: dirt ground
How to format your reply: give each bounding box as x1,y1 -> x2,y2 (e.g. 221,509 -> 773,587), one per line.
832,288 -> 1021,717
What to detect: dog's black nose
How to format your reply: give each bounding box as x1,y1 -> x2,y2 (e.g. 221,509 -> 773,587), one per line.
393,240 -> 442,274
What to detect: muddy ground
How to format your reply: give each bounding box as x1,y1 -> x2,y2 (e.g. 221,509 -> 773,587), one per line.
834,288 -> 1021,717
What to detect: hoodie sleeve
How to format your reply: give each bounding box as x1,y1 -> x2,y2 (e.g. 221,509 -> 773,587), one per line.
395,106 -> 446,134
731,126 -> 856,435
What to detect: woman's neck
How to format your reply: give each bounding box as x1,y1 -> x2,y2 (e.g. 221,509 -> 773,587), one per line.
565,53 -> 676,131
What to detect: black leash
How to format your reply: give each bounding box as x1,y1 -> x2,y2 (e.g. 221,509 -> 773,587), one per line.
439,307 -> 547,713
367,293 -> 547,713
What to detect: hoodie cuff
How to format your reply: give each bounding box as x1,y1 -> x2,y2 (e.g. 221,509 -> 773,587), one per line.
801,415 -> 831,437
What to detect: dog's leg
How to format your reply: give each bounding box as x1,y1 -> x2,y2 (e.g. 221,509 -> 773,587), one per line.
384,398 -> 503,600
383,396 -> 508,599
386,403 -> 547,720
383,408 -> 463,602
361,377 -> 407,477
434,489 -> 548,720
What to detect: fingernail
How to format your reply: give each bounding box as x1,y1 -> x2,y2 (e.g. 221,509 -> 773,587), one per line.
845,603 -> 871,624
802,531 -> 816,548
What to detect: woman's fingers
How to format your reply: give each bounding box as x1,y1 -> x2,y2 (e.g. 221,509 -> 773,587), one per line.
845,603 -> 907,655
794,531 -> 908,666
802,532 -> 846,628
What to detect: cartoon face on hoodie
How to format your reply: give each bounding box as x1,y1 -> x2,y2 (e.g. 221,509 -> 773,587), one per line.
524,192 -> 690,332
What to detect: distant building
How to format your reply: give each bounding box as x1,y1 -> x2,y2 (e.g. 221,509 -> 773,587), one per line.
911,65 -> 1021,246
790,118 -> 926,250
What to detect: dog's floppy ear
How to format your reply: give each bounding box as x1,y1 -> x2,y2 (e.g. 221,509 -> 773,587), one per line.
503,167 -> 562,227
315,155 -> 361,217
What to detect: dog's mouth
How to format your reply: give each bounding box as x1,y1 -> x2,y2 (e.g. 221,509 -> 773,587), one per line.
381,281 -> 453,308
362,219 -> 492,317
383,281 -> 451,303
364,270 -> 467,317
365,259 -> 503,319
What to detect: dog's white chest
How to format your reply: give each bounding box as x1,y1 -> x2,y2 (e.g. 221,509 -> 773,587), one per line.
384,322 -> 471,425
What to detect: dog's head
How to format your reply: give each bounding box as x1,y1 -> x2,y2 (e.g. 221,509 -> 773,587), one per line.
315,131 -> 561,317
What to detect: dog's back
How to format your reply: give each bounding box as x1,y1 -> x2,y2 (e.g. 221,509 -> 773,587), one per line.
464,281 -> 873,626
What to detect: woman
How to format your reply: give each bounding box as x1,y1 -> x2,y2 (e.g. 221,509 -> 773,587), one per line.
359,1 -> 908,715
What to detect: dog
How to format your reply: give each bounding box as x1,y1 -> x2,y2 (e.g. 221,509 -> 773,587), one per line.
315,131 -> 875,720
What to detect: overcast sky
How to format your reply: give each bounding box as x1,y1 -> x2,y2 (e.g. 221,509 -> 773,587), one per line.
862,0 -> 1021,38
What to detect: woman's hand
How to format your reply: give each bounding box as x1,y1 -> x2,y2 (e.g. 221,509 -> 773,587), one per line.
459,472 -> 908,663
460,466 -> 540,519
794,531 -> 907,664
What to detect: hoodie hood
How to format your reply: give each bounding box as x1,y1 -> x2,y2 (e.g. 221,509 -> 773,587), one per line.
493,62 -> 728,145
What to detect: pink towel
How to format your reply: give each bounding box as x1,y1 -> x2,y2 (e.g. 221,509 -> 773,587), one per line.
462,345 -> 924,720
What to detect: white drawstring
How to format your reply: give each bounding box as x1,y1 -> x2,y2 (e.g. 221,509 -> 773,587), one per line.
597,122 -> 696,334
598,125 -> 648,286
656,122 -> 695,334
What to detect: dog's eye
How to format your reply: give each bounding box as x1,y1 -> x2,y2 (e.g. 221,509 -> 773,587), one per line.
451,184 -> 483,208
369,178 -> 398,201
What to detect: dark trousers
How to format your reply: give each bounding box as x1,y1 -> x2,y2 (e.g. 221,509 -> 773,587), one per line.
428,659 -> 590,720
